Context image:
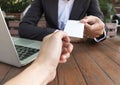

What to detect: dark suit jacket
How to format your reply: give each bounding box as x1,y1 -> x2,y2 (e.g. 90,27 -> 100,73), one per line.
19,0 -> 106,41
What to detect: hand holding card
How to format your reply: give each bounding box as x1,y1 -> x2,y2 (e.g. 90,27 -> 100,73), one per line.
64,20 -> 84,38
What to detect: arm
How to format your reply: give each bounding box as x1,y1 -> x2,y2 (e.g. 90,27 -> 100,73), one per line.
4,62 -> 53,85
85,0 -> 107,42
4,31 -> 73,85
70,0 -> 107,43
19,0 -> 56,41
87,0 -> 104,20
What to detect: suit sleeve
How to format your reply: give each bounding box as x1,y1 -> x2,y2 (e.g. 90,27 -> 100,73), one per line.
18,0 -> 56,41
87,0 -> 107,42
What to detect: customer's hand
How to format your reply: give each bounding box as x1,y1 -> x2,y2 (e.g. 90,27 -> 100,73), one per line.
4,31 -> 73,85
35,31 -> 73,83
38,31 -> 73,64
80,16 -> 105,38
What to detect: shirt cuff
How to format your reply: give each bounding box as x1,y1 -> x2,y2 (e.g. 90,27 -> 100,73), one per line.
94,29 -> 107,42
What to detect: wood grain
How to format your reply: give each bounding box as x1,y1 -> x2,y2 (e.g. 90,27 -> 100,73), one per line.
0,37 -> 120,85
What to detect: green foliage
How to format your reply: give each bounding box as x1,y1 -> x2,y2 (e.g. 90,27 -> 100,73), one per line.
0,0 -> 32,13
98,0 -> 116,22
115,0 -> 120,4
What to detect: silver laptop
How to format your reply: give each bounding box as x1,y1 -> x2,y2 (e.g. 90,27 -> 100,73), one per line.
0,8 -> 41,67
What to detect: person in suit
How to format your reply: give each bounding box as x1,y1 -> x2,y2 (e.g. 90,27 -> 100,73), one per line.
5,31 -> 73,85
19,0 -> 106,43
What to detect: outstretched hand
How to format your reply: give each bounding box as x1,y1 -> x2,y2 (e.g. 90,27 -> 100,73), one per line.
80,16 -> 105,38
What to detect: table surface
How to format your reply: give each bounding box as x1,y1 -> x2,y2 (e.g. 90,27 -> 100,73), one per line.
0,37 -> 120,85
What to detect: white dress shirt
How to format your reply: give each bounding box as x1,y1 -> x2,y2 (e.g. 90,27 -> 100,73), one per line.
58,0 -> 74,30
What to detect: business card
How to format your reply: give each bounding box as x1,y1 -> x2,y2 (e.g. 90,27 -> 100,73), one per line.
64,20 -> 84,38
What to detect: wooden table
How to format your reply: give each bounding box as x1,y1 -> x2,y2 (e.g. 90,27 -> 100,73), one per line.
0,37 -> 120,85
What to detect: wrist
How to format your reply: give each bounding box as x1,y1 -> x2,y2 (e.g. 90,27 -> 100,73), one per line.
33,58 -> 56,84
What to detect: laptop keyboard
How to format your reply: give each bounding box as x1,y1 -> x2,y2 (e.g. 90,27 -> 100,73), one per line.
15,45 -> 39,60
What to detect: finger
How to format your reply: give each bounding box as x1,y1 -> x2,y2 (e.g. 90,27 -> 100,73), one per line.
84,23 -> 104,35
53,31 -> 68,40
84,23 -> 92,31
59,53 -> 70,63
61,47 -> 71,59
62,35 -> 70,42
61,47 -> 70,58
84,23 -> 95,37
62,43 -> 73,53
85,23 -> 103,32
80,19 -> 88,24
62,47 -> 68,55
84,16 -> 98,23
67,43 -> 73,53
59,59 -> 67,63
61,53 -> 70,59
84,16 -> 104,30
59,55 -> 67,63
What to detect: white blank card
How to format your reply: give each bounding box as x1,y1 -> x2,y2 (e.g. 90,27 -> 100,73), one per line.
64,20 -> 84,38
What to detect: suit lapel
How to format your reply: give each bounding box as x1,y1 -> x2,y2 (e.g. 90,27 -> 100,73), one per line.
45,0 -> 58,28
70,0 -> 85,20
